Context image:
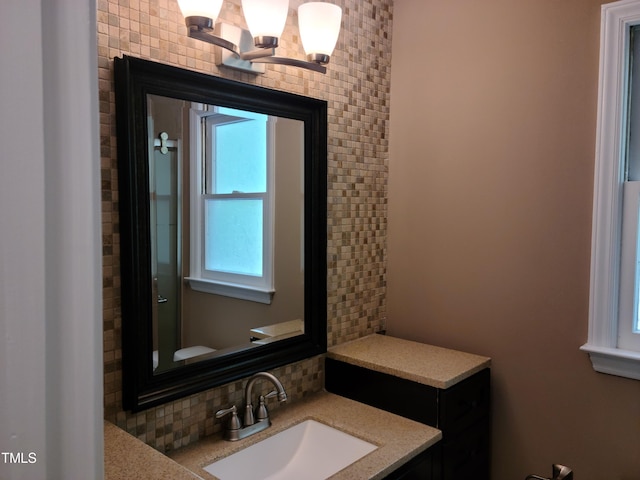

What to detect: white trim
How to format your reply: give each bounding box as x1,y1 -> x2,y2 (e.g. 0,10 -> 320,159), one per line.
190,105 -> 206,283
1,2 -> 48,477
580,344 -> 640,380
583,0 -> 640,379
185,277 -> 275,304
188,106 -> 275,302
1,0 -> 102,478
42,0 -> 104,477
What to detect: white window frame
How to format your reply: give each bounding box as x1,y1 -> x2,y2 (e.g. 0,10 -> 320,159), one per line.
185,104 -> 276,304
581,0 -> 640,380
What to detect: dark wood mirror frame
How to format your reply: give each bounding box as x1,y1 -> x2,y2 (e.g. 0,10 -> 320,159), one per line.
114,55 -> 327,412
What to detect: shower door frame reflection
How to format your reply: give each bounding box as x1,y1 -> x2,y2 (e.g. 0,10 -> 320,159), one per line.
150,137 -> 182,372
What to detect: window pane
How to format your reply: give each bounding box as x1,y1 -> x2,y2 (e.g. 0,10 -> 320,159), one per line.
627,27 -> 640,336
636,205 -> 640,333
204,198 -> 263,276
214,110 -> 267,194
636,200 -> 640,334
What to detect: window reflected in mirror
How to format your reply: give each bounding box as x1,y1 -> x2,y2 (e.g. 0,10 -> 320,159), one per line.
147,94 -> 305,375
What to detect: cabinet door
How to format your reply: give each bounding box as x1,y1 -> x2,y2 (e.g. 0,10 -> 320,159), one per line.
441,419 -> 490,480
382,445 -> 439,480
438,368 -> 490,437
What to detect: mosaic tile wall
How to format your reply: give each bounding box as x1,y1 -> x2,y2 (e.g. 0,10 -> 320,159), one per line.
100,0 -> 392,452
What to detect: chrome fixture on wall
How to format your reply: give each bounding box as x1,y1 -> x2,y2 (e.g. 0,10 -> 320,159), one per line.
177,0 -> 342,74
526,464 -> 573,480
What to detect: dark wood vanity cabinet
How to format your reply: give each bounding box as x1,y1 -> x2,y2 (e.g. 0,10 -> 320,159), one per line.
325,358 -> 490,480
382,445 -> 440,480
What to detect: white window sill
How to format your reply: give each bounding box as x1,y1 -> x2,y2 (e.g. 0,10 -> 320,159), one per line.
185,277 -> 274,304
580,344 -> 640,380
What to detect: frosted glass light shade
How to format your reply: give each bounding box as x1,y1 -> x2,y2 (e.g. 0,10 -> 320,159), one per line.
298,2 -> 342,58
242,0 -> 290,39
177,0 -> 223,20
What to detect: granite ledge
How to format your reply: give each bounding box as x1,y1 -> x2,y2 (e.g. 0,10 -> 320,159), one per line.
104,420 -> 202,480
328,334 -> 491,389
168,391 -> 441,480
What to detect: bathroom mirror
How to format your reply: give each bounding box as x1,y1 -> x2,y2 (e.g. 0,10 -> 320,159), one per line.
114,55 -> 327,412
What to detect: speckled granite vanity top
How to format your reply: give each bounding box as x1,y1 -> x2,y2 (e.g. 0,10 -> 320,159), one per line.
105,392 -> 440,480
168,391 -> 441,480
104,421 -> 201,480
328,334 -> 491,389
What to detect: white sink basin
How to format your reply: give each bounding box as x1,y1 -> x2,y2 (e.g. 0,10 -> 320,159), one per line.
203,419 -> 378,480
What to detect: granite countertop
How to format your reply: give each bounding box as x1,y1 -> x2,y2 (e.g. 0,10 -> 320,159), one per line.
104,421 -> 202,480
168,391 -> 441,480
104,334 -> 485,479
328,334 -> 491,389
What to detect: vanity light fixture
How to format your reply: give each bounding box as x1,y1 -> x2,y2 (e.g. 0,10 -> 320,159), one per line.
176,0 -> 342,74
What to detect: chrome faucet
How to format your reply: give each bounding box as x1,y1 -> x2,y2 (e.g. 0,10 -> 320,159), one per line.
215,371 -> 287,441
243,372 -> 287,425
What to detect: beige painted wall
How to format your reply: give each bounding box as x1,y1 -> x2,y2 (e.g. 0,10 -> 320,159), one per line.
387,1 -> 640,479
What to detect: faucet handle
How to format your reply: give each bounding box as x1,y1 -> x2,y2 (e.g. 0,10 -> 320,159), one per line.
255,391 -> 277,421
215,405 -> 242,431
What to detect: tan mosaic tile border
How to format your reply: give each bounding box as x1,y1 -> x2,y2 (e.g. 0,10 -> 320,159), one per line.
101,0 -> 392,452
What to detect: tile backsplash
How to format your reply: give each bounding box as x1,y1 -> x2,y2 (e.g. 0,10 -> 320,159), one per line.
101,0 -> 392,452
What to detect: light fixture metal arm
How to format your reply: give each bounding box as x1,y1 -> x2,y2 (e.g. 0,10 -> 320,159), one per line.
186,21 -> 309,69
186,25 -> 240,57
182,16 -> 331,75
239,48 -> 277,61
251,56 -> 327,74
